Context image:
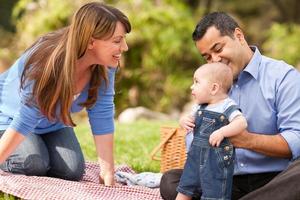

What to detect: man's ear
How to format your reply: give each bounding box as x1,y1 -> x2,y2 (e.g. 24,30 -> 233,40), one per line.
210,83 -> 220,95
234,28 -> 245,43
88,38 -> 95,50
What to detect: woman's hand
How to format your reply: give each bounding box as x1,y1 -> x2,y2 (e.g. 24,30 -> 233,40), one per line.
99,169 -> 115,186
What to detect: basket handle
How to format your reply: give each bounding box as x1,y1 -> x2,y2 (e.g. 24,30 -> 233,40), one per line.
150,128 -> 178,161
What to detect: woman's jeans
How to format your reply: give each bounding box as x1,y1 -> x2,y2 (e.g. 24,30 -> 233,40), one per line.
0,127 -> 85,181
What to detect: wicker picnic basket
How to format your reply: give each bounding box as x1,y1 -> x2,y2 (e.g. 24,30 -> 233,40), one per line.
150,126 -> 187,173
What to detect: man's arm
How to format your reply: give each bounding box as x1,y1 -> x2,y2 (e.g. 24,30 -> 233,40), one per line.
230,65 -> 300,159
229,131 -> 291,158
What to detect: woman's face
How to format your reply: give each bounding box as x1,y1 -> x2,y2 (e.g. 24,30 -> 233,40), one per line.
89,21 -> 129,67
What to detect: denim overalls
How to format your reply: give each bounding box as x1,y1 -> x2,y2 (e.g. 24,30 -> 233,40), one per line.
177,104 -> 239,200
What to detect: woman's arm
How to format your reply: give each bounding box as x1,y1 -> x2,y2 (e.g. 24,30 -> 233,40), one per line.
0,128 -> 25,164
88,68 -> 116,185
93,133 -> 114,186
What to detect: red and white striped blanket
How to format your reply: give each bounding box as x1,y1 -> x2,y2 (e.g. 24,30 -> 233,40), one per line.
0,162 -> 163,200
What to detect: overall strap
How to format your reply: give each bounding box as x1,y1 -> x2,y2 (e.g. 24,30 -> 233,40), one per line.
223,105 -> 241,119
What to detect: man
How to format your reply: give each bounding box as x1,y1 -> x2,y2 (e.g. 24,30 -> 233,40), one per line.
160,12 -> 300,200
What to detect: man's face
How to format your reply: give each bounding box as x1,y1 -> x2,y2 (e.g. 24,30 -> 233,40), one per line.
195,26 -> 246,80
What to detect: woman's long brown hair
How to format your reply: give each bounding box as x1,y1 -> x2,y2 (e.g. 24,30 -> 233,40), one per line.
20,2 -> 131,126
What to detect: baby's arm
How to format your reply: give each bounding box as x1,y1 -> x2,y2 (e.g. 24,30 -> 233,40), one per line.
209,115 -> 247,147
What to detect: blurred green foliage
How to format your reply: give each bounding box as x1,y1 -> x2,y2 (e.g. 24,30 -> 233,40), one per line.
0,0 -> 18,32
0,0 -> 300,115
12,0 -> 79,49
114,0 -> 201,113
263,23 -> 300,66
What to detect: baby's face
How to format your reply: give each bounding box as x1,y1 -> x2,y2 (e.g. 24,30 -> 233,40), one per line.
190,69 -> 213,104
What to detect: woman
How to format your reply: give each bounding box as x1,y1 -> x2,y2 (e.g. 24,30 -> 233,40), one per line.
0,2 -> 131,186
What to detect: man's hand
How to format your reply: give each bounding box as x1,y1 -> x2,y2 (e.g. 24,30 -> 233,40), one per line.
179,115 -> 195,132
229,129 -> 251,149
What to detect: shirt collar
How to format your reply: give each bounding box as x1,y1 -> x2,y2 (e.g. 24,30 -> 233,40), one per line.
241,46 -> 262,80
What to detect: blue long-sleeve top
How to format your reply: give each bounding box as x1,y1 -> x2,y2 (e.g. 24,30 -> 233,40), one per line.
0,53 -> 115,135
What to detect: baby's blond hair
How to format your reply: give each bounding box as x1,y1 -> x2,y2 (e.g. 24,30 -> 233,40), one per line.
196,62 -> 233,93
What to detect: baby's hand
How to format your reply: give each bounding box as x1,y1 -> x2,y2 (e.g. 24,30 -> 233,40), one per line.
179,115 -> 195,132
209,130 -> 224,147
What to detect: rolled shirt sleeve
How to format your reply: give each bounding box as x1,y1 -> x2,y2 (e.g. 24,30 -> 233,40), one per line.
87,67 -> 116,135
276,67 -> 300,160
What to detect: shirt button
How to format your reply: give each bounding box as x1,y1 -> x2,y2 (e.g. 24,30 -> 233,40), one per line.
235,85 -> 239,88
240,163 -> 244,167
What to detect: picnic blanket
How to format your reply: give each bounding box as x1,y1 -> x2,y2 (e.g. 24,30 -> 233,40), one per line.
0,161 -> 163,200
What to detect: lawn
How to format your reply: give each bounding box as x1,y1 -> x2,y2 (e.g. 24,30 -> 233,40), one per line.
75,119 -> 177,172
0,119 -> 178,199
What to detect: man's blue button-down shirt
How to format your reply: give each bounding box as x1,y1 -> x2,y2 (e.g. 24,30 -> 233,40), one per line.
186,47 -> 300,175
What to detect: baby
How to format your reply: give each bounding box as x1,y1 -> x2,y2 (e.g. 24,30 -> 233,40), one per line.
176,62 -> 247,200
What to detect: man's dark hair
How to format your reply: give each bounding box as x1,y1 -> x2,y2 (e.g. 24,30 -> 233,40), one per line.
192,12 -> 240,41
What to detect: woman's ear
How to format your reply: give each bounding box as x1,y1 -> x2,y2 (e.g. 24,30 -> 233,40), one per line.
88,38 -> 95,50
210,83 -> 220,95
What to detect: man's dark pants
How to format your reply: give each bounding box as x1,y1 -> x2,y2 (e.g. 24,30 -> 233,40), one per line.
159,164 -> 300,200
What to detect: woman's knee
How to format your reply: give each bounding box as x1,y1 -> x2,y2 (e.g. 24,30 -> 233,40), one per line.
64,161 -> 85,181
3,154 -> 50,176
24,154 -> 50,175
48,159 -> 85,181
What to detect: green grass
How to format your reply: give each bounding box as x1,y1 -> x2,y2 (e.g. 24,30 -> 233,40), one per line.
0,119 -> 178,199
0,193 -> 17,200
75,119 -> 177,172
